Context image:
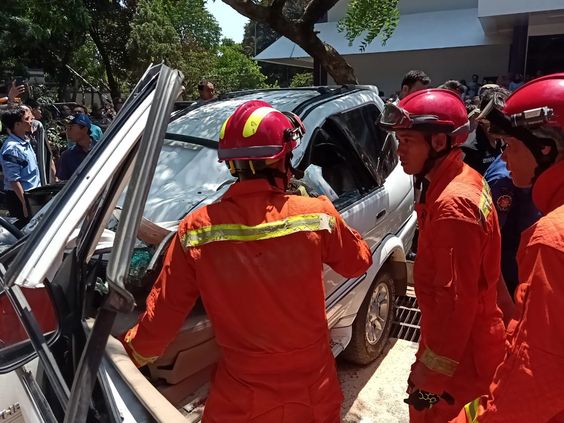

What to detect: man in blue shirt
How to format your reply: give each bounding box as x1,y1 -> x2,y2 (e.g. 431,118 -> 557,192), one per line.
57,114 -> 94,180
73,105 -> 103,142
0,106 -> 40,227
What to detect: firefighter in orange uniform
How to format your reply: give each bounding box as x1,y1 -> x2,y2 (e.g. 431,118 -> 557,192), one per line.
122,100 -> 372,422
452,74 -> 564,423
380,89 -> 506,422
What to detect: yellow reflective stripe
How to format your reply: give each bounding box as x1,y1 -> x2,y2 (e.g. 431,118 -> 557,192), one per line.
464,397 -> 481,423
242,107 -> 277,138
219,116 -> 231,140
479,180 -> 493,221
181,213 -> 336,248
420,347 -> 459,377
125,340 -> 159,367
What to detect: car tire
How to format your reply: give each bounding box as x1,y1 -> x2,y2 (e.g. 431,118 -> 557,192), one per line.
341,271 -> 395,365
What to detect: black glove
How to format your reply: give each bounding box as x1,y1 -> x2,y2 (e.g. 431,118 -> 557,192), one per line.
404,389 -> 455,411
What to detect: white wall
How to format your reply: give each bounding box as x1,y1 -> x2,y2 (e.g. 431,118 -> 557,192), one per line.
329,0 -> 478,22
529,12 -> 564,36
479,0 -> 564,17
341,45 -> 510,97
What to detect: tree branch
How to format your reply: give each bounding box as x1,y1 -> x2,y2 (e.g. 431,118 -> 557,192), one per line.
221,0 -> 272,22
301,0 -> 340,24
271,0 -> 288,15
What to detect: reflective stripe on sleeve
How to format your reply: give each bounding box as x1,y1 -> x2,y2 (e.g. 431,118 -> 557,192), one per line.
180,213 -> 336,248
479,180 -> 493,221
464,397 -> 481,423
125,339 -> 159,367
420,347 -> 459,377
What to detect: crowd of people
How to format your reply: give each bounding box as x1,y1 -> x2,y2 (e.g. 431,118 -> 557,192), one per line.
0,81 -> 105,227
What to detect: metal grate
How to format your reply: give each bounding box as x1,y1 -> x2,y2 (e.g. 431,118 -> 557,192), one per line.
391,291 -> 421,343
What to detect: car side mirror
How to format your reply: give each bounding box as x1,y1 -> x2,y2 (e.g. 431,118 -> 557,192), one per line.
0,286 -> 59,373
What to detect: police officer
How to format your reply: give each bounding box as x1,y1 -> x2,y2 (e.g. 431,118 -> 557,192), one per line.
479,86 -> 541,296
0,106 -> 40,227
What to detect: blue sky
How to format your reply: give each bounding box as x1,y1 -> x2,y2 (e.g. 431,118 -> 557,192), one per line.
206,1 -> 248,43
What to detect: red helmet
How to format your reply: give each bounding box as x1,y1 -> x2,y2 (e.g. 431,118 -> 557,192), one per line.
503,73 -> 564,133
218,100 -> 305,163
381,88 -> 469,146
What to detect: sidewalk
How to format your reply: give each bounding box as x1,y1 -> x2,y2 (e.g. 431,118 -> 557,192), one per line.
339,339 -> 418,423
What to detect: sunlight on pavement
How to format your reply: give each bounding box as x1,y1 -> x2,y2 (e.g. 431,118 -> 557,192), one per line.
339,339 -> 418,423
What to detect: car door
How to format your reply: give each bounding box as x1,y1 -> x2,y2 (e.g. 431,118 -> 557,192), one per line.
299,103 -> 392,299
0,65 -> 183,423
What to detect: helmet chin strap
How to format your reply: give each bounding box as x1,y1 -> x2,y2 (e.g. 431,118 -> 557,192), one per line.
414,134 -> 452,192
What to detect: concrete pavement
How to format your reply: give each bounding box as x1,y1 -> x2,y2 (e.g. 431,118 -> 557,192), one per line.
339,339 -> 418,423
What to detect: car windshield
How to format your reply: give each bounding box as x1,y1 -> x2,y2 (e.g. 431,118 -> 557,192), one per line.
142,137 -> 233,223
167,90 -> 320,142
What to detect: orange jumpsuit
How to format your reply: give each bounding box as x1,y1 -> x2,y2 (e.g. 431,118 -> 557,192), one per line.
123,178 -> 372,422
452,160 -> 564,423
410,149 -> 505,422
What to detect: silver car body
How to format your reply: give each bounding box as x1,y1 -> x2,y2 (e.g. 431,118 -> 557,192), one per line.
0,69 -> 415,422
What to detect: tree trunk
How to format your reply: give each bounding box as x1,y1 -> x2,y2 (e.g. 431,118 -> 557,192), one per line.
291,28 -> 357,84
221,0 -> 358,85
260,18 -> 357,84
89,28 -> 121,102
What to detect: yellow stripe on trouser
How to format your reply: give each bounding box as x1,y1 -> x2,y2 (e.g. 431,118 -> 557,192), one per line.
464,397 -> 481,422
420,347 -> 459,377
181,213 -> 336,248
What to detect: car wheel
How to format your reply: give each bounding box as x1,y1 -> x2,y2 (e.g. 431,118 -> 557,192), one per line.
341,272 -> 395,365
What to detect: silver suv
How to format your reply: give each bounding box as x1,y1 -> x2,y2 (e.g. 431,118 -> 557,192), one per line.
0,66 -> 415,422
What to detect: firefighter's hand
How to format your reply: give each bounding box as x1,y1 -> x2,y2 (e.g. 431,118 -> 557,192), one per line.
404,389 -> 441,410
404,389 -> 454,411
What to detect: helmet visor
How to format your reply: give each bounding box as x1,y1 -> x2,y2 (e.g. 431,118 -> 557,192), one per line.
379,103 -> 441,129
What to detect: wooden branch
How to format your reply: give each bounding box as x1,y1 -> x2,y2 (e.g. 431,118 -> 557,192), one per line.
271,0 -> 288,15
221,0 -> 271,22
301,0 -> 340,24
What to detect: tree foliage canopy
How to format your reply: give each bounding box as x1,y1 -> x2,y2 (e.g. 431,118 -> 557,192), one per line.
338,0 -> 400,51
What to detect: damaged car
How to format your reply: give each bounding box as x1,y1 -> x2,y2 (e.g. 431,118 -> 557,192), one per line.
0,64 -> 415,422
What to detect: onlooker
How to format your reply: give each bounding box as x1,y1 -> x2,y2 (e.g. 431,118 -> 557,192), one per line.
57,114 -> 94,181
0,80 -> 25,107
61,104 -> 72,117
398,70 -> 431,100
25,99 -> 45,151
466,74 -> 481,98
508,73 -> 524,91
440,80 -> 465,98
461,85 -> 506,175
197,79 -> 215,102
73,104 -> 103,142
0,107 -> 40,227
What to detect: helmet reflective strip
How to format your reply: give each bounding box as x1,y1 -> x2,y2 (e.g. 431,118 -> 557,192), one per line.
180,213 -> 336,248
219,116 -> 231,140
242,107 -> 278,138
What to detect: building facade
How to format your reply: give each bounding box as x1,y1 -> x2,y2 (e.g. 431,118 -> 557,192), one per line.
255,0 -> 564,96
